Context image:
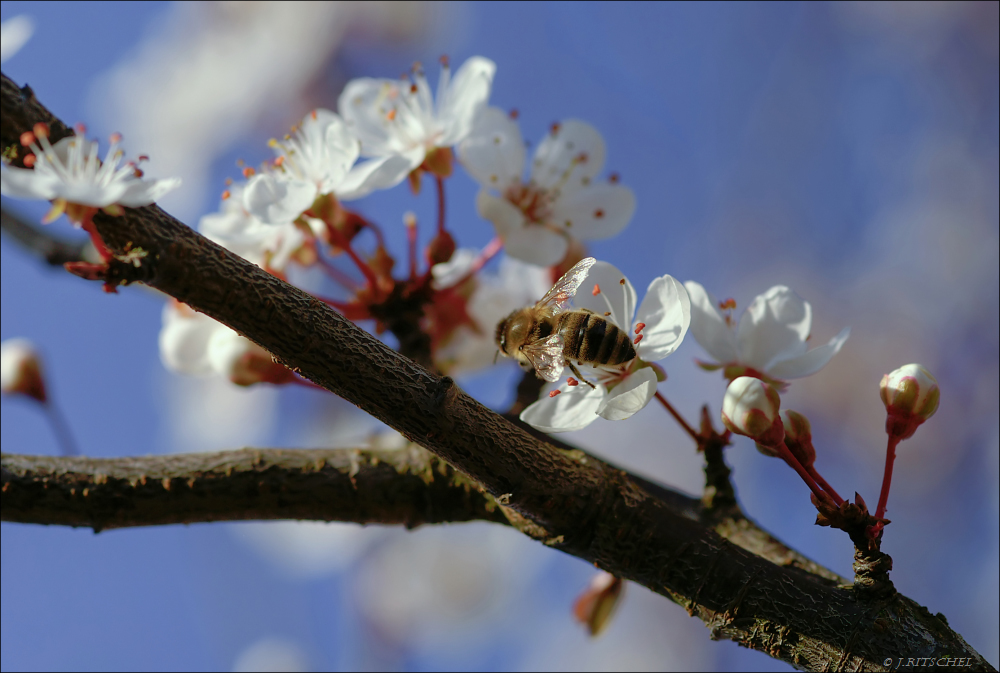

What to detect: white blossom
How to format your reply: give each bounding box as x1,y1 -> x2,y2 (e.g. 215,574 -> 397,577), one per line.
158,302 -> 291,386
242,108 -> 412,225
0,130 -> 180,224
520,261 -> 690,432
684,281 -> 849,386
459,108 -> 635,266
200,183 -> 308,272
339,55 -> 496,188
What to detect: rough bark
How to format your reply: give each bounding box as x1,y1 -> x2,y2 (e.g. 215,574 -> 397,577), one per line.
0,448 -> 508,531
2,71 -> 994,672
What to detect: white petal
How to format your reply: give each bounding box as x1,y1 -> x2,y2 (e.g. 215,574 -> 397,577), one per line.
737,286 -> 812,371
159,304 -> 219,376
767,326 -> 850,379
243,174 -> 316,225
503,226 -> 568,267
431,248 -> 477,289
477,190 -> 526,237
530,119 -> 605,194
304,108 -> 359,190
684,281 -> 738,364
0,15 -> 34,64
520,384 -> 605,433
635,275 -> 691,362
436,56 -> 497,146
597,367 -> 658,421
117,176 -> 182,207
337,154 -> 416,200
457,106 -> 525,191
480,190 -> 574,267
207,328 -> 254,378
54,180 -> 129,208
265,223 -> 307,272
573,261 -> 636,332
338,77 -> 401,157
549,183 -> 635,240
0,165 -> 60,200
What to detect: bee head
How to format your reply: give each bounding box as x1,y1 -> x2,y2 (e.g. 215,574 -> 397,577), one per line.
495,312 -> 515,356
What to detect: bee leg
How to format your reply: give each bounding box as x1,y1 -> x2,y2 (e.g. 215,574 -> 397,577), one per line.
567,361 -> 597,389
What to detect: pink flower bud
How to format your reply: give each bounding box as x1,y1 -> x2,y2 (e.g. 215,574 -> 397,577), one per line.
208,332 -> 294,387
572,571 -> 624,637
1,339 -> 47,403
721,376 -> 783,447
780,409 -> 816,467
880,364 -> 939,440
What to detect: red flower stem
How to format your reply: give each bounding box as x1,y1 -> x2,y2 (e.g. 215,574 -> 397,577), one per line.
448,236 -> 504,289
654,391 -> 699,442
874,435 -> 900,521
44,400 -> 79,456
775,441 -> 833,506
316,255 -> 360,291
322,224 -> 380,291
435,175 -> 447,235
81,218 -> 112,261
806,464 -> 844,506
407,217 -> 419,282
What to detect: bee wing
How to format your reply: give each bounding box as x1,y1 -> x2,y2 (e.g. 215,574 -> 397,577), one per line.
521,334 -> 566,382
536,257 -> 596,311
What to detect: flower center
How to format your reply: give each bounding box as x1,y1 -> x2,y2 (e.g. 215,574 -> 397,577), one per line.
505,183 -> 553,224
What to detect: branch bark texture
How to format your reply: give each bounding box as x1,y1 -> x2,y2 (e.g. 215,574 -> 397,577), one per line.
1,72 -> 993,672
0,448 -> 507,531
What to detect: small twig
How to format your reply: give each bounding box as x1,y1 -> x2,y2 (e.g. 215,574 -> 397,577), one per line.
1,205 -> 88,266
435,175 -> 446,235
43,401 -> 78,456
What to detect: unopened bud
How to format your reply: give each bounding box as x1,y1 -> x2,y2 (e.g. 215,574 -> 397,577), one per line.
1,339 -> 47,403
780,409 -> 816,467
721,376 -> 783,447
572,571 -> 624,637
208,332 -> 294,387
426,231 -> 456,266
370,244 -> 396,278
880,364 -> 939,440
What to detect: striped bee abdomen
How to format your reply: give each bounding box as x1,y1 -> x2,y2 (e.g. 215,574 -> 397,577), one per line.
558,311 -> 635,367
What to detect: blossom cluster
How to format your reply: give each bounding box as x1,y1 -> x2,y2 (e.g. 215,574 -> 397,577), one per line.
1,54 -> 855,430
160,56 -> 643,387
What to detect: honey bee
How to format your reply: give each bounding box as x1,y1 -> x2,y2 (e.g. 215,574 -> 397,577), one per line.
495,257 -> 636,387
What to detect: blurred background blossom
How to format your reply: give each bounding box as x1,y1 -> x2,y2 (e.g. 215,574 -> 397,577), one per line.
1,2 -> 996,671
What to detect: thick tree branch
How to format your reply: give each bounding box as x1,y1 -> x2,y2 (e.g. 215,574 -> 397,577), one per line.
0,448 -> 508,531
2,72 -> 993,672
